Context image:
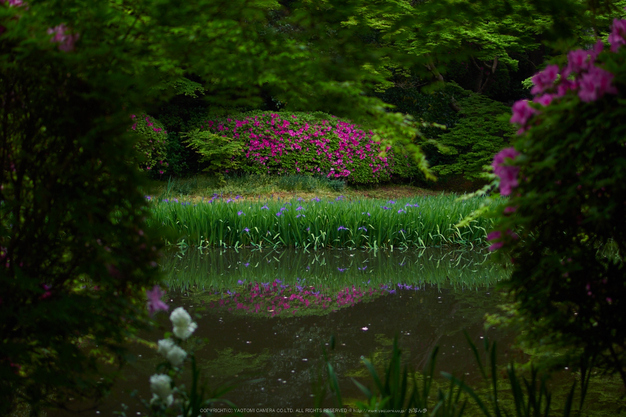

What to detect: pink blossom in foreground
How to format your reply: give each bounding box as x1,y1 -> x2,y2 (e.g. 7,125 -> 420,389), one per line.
40,284 -> 52,300
47,24 -> 79,52
577,66 -> 617,102
492,147 -> 520,196
146,285 -> 169,317
533,94 -> 554,107
487,231 -> 503,251
563,49 -> 593,79
510,100 -> 537,134
531,65 -> 560,95
1,0 -> 26,6
609,19 -> 626,52
487,230 -> 518,251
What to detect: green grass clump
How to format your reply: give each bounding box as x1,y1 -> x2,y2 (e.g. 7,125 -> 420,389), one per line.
147,194 -> 496,249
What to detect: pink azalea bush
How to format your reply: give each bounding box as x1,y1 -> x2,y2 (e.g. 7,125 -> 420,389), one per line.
197,111 -> 402,185
484,16 -> 626,383
488,18 -> 626,254
129,114 -> 169,175
489,19 -> 625,243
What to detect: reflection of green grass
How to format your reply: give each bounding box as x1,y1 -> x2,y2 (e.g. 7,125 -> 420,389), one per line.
161,247 -> 508,293
202,348 -> 270,380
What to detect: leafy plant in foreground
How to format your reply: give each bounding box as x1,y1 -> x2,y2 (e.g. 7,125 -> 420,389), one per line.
117,289 -> 238,416
484,19 -> 626,385
318,334 -> 592,417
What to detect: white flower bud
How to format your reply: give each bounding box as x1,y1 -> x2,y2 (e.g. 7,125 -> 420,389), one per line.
157,338 -> 176,356
166,345 -> 187,367
150,374 -> 172,402
169,307 -> 198,340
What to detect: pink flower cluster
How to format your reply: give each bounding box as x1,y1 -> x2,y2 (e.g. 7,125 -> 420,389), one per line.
204,113 -> 396,183
511,19 -> 626,135
487,230 -> 518,252
492,147 -> 520,196
47,24 -> 79,52
1,1 -> 80,52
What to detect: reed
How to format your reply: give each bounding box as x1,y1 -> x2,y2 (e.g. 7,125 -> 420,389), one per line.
148,194 -> 497,249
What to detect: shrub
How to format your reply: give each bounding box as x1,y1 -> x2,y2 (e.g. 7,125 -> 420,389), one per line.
129,114 -> 169,176
487,26 -> 626,385
375,83 -> 465,139
194,111 -> 397,185
183,128 -> 246,185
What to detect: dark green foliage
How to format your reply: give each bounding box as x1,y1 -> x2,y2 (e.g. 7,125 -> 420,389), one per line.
327,179 -> 347,192
378,83 -> 515,184
276,175 -> 319,192
0,12 -> 163,415
153,96 -> 213,177
429,92 -> 516,181
318,334 -> 591,416
376,84 -> 466,139
446,61 -> 520,102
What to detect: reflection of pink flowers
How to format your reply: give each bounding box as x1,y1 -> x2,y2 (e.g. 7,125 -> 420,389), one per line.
492,147 -> 520,196
47,24 -> 79,52
208,280 -> 393,317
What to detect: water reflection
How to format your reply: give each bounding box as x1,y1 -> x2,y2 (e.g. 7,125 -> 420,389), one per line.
162,247 -> 509,292
46,248 -> 513,416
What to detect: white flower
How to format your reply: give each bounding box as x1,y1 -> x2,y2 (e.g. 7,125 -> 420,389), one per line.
166,345 -> 187,367
150,393 -> 174,407
150,374 -> 172,403
157,338 -> 176,356
157,338 -> 187,367
173,321 -> 198,340
169,307 -> 198,340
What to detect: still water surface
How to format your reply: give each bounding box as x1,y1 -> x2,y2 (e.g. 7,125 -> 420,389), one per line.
48,248 -> 516,416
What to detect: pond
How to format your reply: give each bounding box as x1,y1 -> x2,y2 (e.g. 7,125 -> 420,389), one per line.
47,248 -> 518,416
